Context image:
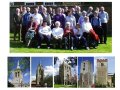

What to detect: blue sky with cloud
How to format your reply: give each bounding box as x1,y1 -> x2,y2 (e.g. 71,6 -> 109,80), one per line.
31,57 -> 53,81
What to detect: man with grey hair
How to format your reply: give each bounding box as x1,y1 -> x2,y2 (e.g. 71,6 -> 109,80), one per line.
99,6 -> 109,44
41,7 -> 51,26
13,8 -> 22,41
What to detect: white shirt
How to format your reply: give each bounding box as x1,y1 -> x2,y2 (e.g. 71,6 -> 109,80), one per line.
82,22 -> 93,33
52,27 -> 63,38
38,26 -> 51,36
32,13 -> 43,25
66,15 -> 76,28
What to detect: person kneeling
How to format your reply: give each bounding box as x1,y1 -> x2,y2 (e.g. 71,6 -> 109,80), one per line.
52,21 -> 64,49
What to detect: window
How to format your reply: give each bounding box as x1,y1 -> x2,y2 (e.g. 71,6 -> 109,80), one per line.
83,68 -> 85,71
25,2 -> 35,5
101,63 -> 104,66
84,63 -> 85,67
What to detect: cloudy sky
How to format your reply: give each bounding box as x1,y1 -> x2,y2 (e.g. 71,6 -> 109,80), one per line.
31,57 -> 53,81
54,56 -> 77,77
8,57 -> 30,84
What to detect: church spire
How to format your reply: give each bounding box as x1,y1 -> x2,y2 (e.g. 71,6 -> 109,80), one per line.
17,60 -> 20,69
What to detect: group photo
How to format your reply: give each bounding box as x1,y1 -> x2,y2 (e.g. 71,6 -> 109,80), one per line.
10,2 -> 112,53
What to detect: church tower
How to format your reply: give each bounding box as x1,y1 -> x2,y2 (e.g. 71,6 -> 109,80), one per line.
13,60 -> 23,87
59,60 -> 72,85
79,60 -> 93,87
96,59 -> 108,85
36,63 -> 44,86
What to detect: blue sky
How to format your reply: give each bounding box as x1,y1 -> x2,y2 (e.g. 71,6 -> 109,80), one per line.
31,57 -> 53,81
94,56 -> 115,74
8,57 -> 30,84
78,57 -> 94,79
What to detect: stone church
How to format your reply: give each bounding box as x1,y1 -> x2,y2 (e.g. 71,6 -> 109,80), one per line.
59,60 -> 72,85
36,64 -> 44,87
79,60 -> 93,87
96,59 -> 108,85
12,60 -> 23,87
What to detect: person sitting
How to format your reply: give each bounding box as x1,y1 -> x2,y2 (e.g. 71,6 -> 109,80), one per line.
38,20 -> 52,49
25,16 -> 38,47
73,24 -> 90,50
82,16 -> 99,48
52,21 -> 64,49
63,22 -> 74,50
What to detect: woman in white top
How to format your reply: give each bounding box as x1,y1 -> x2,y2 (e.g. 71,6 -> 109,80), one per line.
52,21 -> 64,48
38,21 -> 52,49
82,16 -> 99,48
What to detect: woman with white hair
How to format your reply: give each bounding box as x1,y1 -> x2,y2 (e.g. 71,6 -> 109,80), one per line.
63,22 -> 74,50
52,21 -> 64,48
82,16 -> 99,48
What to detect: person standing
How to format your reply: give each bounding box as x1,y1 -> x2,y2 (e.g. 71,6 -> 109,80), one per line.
66,10 -> 76,29
53,7 -> 65,29
22,7 -> 32,43
13,8 -> 22,41
91,11 -> 102,44
41,7 -> 51,26
99,6 -> 109,44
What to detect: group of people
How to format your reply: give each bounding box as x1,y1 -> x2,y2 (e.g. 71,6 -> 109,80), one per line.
13,5 -> 109,50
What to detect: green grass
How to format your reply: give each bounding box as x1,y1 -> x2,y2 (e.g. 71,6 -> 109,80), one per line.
54,84 -> 77,88
10,33 -> 112,53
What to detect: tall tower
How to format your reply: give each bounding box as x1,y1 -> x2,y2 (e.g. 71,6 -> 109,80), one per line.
13,60 -> 23,87
59,60 -> 72,85
96,59 -> 108,85
79,60 -> 93,87
36,63 -> 44,86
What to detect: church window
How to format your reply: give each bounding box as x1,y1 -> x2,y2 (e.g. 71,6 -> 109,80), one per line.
101,63 -> 104,66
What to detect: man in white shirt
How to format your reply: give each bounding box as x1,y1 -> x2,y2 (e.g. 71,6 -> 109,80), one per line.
32,8 -> 43,26
52,21 -> 64,48
38,21 -> 52,49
